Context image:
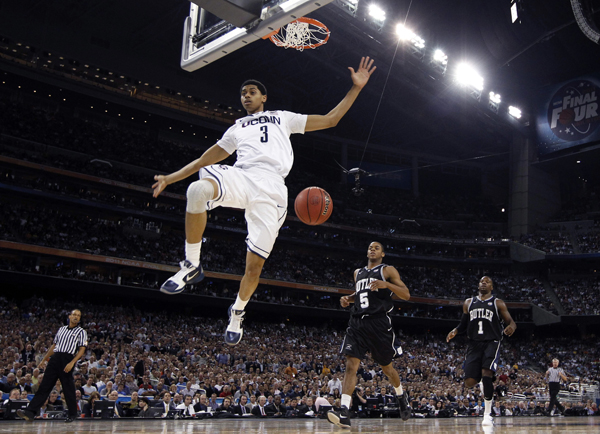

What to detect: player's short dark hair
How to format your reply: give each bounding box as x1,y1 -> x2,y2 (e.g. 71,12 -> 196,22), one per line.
241,79 -> 267,95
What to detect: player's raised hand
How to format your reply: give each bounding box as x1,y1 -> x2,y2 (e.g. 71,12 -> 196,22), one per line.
503,324 -> 516,337
152,174 -> 168,198
349,56 -> 376,89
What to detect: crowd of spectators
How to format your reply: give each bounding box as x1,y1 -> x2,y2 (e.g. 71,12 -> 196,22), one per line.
0,200 -> 555,314
577,230 -> 600,254
0,98 -> 508,226
0,296 -> 598,422
550,278 -> 600,316
518,232 -> 574,254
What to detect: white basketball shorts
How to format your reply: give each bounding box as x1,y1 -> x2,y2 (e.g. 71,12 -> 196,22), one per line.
199,165 -> 288,259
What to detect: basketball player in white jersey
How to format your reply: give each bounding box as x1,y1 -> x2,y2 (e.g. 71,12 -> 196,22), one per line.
152,56 -> 376,346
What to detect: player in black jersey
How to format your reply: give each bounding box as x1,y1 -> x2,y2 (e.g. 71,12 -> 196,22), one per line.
327,242 -> 411,429
446,276 -> 516,427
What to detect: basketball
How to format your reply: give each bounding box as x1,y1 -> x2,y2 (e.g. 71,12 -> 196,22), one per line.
294,187 -> 333,225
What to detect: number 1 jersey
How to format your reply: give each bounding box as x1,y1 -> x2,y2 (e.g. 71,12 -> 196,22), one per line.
467,296 -> 504,341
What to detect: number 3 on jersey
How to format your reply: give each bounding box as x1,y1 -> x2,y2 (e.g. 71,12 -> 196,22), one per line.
260,125 -> 268,143
359,292 -> 369,309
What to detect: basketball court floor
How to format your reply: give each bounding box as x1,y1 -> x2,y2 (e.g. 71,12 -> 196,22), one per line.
2,417 -> 599,434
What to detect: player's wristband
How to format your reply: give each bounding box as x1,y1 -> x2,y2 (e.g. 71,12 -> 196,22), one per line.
455,313 -> 468,334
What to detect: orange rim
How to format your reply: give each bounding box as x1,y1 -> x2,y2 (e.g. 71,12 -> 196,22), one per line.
268,17 -> 330,49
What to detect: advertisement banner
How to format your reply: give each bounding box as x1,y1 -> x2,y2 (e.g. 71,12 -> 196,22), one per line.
537,75 -> 600,156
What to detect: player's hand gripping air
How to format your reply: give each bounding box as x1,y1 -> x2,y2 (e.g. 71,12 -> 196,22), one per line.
152,175 -> 167,198
349,56 -> 376,89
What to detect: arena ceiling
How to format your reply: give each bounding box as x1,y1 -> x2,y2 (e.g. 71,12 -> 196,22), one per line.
1,0 -> 600,167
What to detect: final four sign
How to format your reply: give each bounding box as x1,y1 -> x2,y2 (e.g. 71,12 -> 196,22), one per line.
537,76 -> 600,156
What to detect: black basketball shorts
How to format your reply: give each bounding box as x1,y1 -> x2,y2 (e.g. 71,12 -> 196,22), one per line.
339,315 -> 400,366
463,340 -> 501,382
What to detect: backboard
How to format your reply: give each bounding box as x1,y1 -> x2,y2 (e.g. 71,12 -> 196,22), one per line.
180,0 -> 333,72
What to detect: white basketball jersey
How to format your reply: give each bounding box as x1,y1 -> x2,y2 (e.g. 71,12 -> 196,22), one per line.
216,110 -> 307,179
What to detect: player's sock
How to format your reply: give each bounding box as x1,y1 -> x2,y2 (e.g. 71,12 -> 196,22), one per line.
394,384 -> 404,396
482,376 -> 494,415
185,241 -> 201,267
232,295 -> 249,311
341,394 -> 351,409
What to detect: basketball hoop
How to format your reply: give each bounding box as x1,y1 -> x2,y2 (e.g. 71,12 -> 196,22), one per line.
267,17 -> 330,51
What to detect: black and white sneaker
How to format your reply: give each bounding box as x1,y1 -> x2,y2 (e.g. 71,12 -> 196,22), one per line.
160,260 -> 204,295
224,304 -> 245,346
327,406 -> 351,429
398,393 -> 411,421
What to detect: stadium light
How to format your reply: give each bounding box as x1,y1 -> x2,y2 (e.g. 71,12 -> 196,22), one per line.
368,4 -> 386,22
431,49 -> 448,74
396,24 -> 425,59
488,92 -> 501,114
335,0 -> 359,17
433,49 -> 447,64
456,63 -> 484,91
508,106 -> 522,119
456,63 -> 484,101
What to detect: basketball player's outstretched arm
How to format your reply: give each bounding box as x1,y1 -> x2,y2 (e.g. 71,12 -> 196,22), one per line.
369,266 -> 410,301
340,269 -> 361,307
497,299 -> 516,336
152,144 -> 231,197
304,56 -> 376,132
446,299 -> 471,342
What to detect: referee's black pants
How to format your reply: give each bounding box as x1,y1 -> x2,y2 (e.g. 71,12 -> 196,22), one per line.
547,382 -> 564,414
27,352 -> 78,417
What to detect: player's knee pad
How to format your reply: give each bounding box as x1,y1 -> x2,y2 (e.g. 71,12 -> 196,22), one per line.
482,376 -> 494,400
186,180 -> 215,213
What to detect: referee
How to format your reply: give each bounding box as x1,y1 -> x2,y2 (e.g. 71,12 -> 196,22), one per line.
18,309 -> 88,423
545,358 -> 567,416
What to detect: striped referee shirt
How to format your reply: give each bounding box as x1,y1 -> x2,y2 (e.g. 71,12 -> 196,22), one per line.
54,325 -> 88,355
547,367 -> 565,383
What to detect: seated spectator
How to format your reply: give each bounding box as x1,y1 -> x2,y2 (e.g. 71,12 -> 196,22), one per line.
138,376 -> 156,397
100,381 -> 115,397
82,391 -> 101,418
232,395 -> 250,416
127,391 -> 140,409
117,383 -> 130,396
154,392 -> 175,415
75,390 -> 86,414
107,391 -> 124,418
208,393 -> 220,412
285,397 -> 300,418
215,397 -> 235,418
47,390 -> 63,412
194,394 -> 210,413
137,397 -> 154,418
82,378 -> 98,396
2,389 -> 23,419
181,381 -> 196,398
251,396 -> 269,417
456,399 -> 469,416
176,395 -> 196,417
1,374 -> 18,393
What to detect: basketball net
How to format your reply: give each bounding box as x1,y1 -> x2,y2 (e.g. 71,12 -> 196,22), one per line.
268,17 -> 330,51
